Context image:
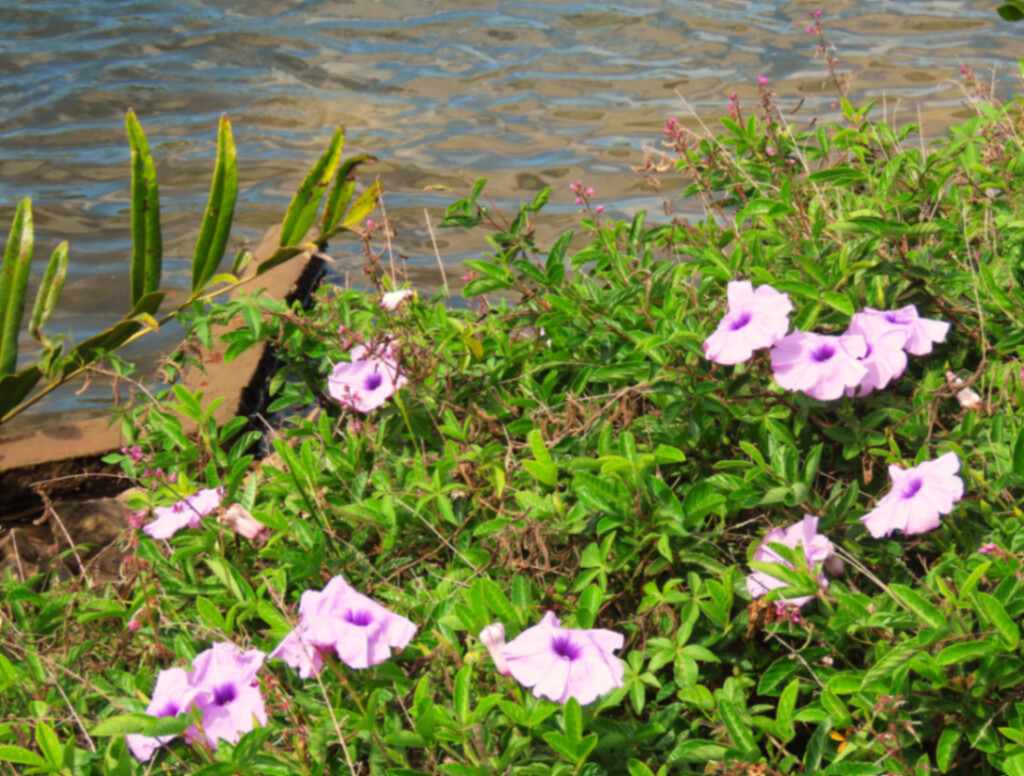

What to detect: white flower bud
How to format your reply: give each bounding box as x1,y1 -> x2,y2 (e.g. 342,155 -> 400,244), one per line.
479,622 -> 510,676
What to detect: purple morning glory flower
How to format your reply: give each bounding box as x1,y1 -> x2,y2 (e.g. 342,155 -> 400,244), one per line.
270,575 -> 418,674
861,305 -> 949,356
501,611 -> 625,706
746,514 -> 835,608
844,312 -> 909,397
860,452 -> 964,538
770,330 -> 867,400
187,643 -> 267,751
126,667 -> 197,762
327,344 -> 407,413
703,280 -> 793,365
144,487 -> 224,540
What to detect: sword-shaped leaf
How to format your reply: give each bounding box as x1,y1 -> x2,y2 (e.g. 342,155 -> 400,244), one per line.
255,245 -> 308,277
322,153 -> 376,234
0,364 -> 43,420
29,241 -> 67,346
322,180 -> 383,242
191,114 -> 238,293
126,110 -> 162,306
278,125 -> 344,247
0,198 -> 33,378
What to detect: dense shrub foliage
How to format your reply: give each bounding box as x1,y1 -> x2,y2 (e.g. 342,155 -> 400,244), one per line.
6,88 -> 1024,776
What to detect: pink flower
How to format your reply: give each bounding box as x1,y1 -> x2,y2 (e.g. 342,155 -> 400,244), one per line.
806,25 -> 815,33
860,305 -> 949,356
729,91 -> 738,101
126,668 -> 197,762
595,205 -> 605,213
270,575 -> 417,675
479,623 -> 510,676
844,312 -> 909,397
978,542 -> 1001,556
814,9 -> 822,18
766,146 -> 775,154
187,643 -> 267,751
501,612 -> 624,706
746,515 -> 835,608
218,504 -> 270,542
327,345 -> 407,413
380,289 -> 414,311
859,452 -> 964,538
144,487 -> 224,540
758,74 -> 768,86
703,280 -> 793,365
770,331 -> 867,401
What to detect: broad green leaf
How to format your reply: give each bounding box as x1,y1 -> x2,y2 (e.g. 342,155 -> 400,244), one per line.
717,698 -> 758,757
454,664 -> 471,724
935,639 -> 1002,665
0,198 -> 32,378
564,697 -> 582,744
279,125 -> 344,247
803,719 -> 832,774
28,241 -> 66,345
0,365 -> 43,420
936,728 -> 961,773
90,713 -> 156,736
126,109 -> 162,306
191,114 -> 238,292
0,744 -> 46,766
776,678 -> 799,741
977,592 -> 1019,649
888,583 -> 945,629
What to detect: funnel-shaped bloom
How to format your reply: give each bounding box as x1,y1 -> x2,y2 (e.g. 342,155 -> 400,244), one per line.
844,312 -> 909,397
703,280 -> 793,365
770,330 -> 867,401
218,504 -> 270,543
380,290 -> 414,310
501,611 -> 624,706
861,305 -> 949,356
479,623 -> 510,676
328,345 -> 407,413
187,643 -> 267,751
746,515 -> 835,607
126,668 -> 197,762
860,452 -> 964,538
270,575 -> 417,675
144,487 -> 224,540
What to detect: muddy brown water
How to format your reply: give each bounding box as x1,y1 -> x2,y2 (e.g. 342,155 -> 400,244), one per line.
1,0 -> 1021,432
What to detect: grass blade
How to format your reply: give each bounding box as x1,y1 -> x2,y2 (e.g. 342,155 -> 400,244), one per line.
0,199 -> 33,378
126,109 -> 162,305
279,125 -> 344,247
29,241 -> 67,344
191,114 -> 238,293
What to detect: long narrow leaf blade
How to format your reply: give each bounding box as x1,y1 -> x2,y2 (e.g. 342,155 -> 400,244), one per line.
126,110 -> 162,305
66,290 -> 164,369
0,199 -> 33,378
29,241 -> 67,344
0,364 -> 43,421
322,153 -> 376,233
191,114 -> 238,293
279,125 -> 344,247
321,180 -> 383,241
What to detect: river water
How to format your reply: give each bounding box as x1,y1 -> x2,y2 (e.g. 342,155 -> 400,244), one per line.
0,0 -> 1020,429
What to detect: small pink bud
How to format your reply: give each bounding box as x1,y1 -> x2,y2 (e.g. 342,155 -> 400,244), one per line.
814,9 -> 822,18
766,146 -> 775,154
807,25 -> 815,33
729,91 -> 738,101
479,623 -> 510,676
127,619 -> 141,632
824,555 -> 844,576
585,186 -> 595,196
575,197 -> 583,205
595,205 -> 605,213
757,74 -> 768,86
366,219 -> 375,230
960,65 -> 968,75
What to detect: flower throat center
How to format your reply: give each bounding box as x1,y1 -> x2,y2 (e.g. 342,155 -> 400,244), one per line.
551,635 -> 582,661
811,344 -> 836,363
364,373 -> 384,391
729,311 -> 752,331
344,609 -> 374,627
902,477 -> 924,499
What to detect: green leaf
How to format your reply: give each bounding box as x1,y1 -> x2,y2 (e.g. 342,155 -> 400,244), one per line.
1013,428 -> 1024,477
126,109 -> 163,306
279,125 -> 344,247
336,180 -> 383,234
936,728 -> 961,773
195,596 -> 227,633
478,578 -> 517,624
67,291 -> 165,368
0,365 -> 43,420
627,760 -> 655,776
323,153 -> 376,233
0,744 -> 46,767
998,2 -> 1024,22
977,592 -> 1020,649
803,719 -> 832,774
861,639 -> 921,687
888,583 -> 945,629
90,713 -> 157,736
191,114 -> 238,293
576,586 -> 602,629
717,698 -> 758,757
776,678 -> 799,741
935,639 -> 1002,665
28,241 -> 66,345
0,198 -> 32,378
564,697 -> 582,743
454,664 -> 471,724
526,429 -> 558,487
34,722 -> 61,766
